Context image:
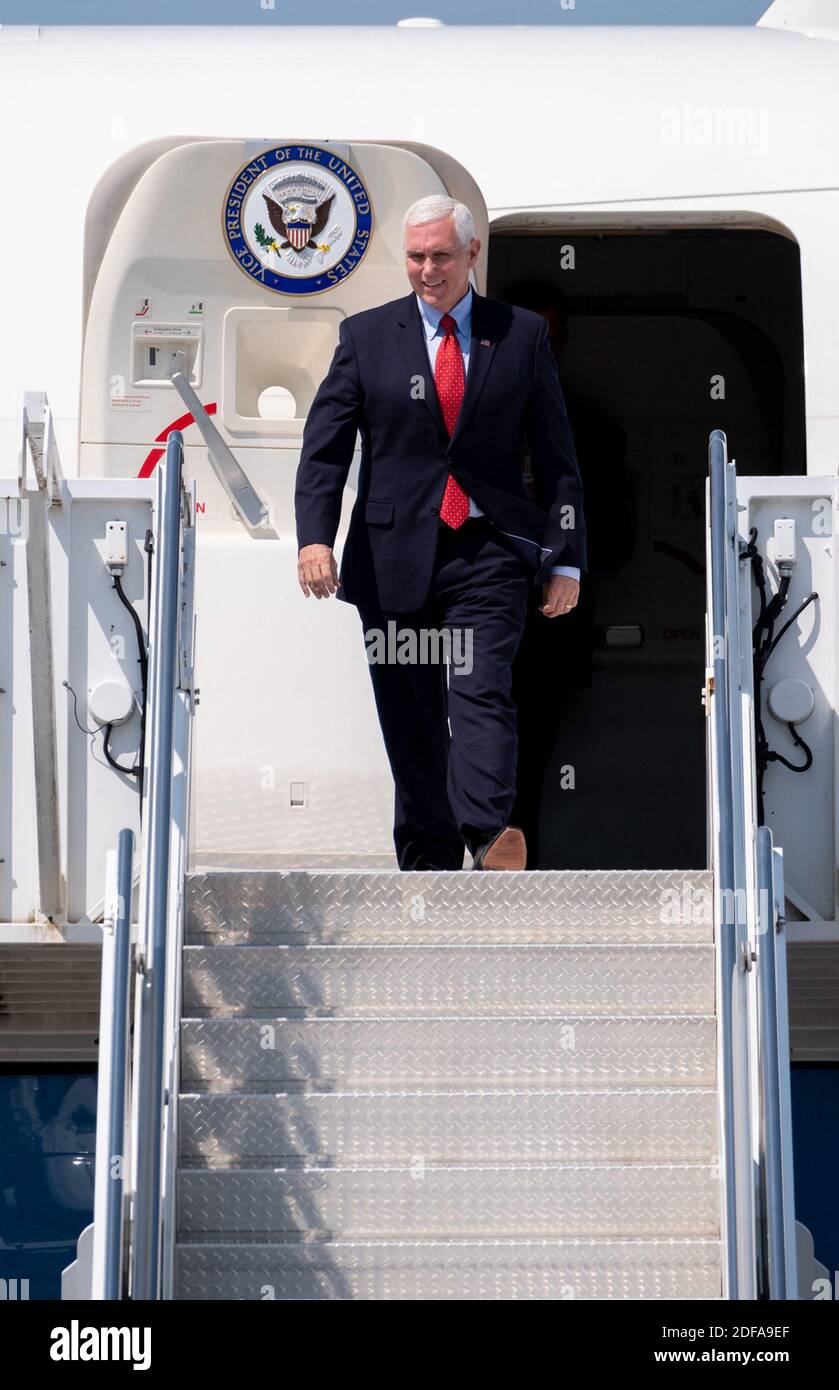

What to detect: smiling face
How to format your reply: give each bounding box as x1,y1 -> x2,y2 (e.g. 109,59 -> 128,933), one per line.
404,214 -> 480,313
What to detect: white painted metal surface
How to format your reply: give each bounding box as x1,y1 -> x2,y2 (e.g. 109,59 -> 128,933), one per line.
1,23 -> 839,471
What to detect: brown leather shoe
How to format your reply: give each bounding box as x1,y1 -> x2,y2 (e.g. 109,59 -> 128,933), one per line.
471,826 -> 527,871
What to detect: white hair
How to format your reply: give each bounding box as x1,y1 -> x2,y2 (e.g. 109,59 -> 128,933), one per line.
402,194 -> 476,250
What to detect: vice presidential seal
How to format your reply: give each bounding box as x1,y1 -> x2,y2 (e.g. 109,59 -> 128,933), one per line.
223,144 -> 373,295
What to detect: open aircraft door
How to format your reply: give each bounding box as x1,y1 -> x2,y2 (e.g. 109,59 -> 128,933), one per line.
78,139 -> 490,868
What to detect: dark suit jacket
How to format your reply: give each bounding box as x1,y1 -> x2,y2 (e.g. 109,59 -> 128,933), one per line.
294,288 -> 587,612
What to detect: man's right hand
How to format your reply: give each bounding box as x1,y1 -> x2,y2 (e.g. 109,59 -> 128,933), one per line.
298,544 -> 341,599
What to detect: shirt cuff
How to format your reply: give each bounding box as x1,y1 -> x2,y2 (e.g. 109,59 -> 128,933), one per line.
550,565 -> 580,580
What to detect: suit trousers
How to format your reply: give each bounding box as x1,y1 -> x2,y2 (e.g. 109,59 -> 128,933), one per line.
358,516 -> 530,870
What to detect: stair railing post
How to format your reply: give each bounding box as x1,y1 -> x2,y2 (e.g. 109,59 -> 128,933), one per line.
130,433 -> 185,1301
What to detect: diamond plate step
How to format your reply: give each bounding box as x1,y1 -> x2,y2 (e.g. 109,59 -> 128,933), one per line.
174,1237 -> 722,1300
181,1015 -> 716,1091
182,943 -> 715,1017
178,1087 -> 718,1165
177,1162 -> 720,1240
176,867 -> 721,1298
185,870 -> 713,944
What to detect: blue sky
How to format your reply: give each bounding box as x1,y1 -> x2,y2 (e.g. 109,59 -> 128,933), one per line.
0,1 -> 772,25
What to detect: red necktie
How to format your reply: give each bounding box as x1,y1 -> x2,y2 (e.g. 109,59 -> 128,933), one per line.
434,312 -> 470,529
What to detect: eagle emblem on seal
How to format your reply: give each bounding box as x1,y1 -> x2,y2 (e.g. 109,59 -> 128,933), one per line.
260,175 -> 337,254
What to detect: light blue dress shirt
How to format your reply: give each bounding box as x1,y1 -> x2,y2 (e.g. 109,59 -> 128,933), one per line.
415,284 -> 580,582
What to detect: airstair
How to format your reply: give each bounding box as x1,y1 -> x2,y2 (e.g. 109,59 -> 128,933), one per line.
33,425 -> 798,1300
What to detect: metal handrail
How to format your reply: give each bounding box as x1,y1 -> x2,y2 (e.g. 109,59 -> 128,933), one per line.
63,427 -> 195,1301
708,426 -> 755,1298
756,827 -> 799,1298
91,827 -> 134,1299
159,666 -> 195,1300
771,840 -> 799,1299
131,432 -> 188,1300
167,359 -> 276,537
707,427 -> 798,1300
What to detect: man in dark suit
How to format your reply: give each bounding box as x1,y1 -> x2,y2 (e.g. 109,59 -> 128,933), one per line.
295,195 -> 587,871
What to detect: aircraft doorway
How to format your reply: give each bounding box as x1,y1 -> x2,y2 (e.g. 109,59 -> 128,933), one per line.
488,225 -> 806,869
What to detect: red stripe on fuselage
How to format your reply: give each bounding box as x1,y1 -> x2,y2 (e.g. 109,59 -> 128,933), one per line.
137,403 -> 218,477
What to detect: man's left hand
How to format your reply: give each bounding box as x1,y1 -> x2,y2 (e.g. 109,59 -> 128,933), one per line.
540,574 -> 580,618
